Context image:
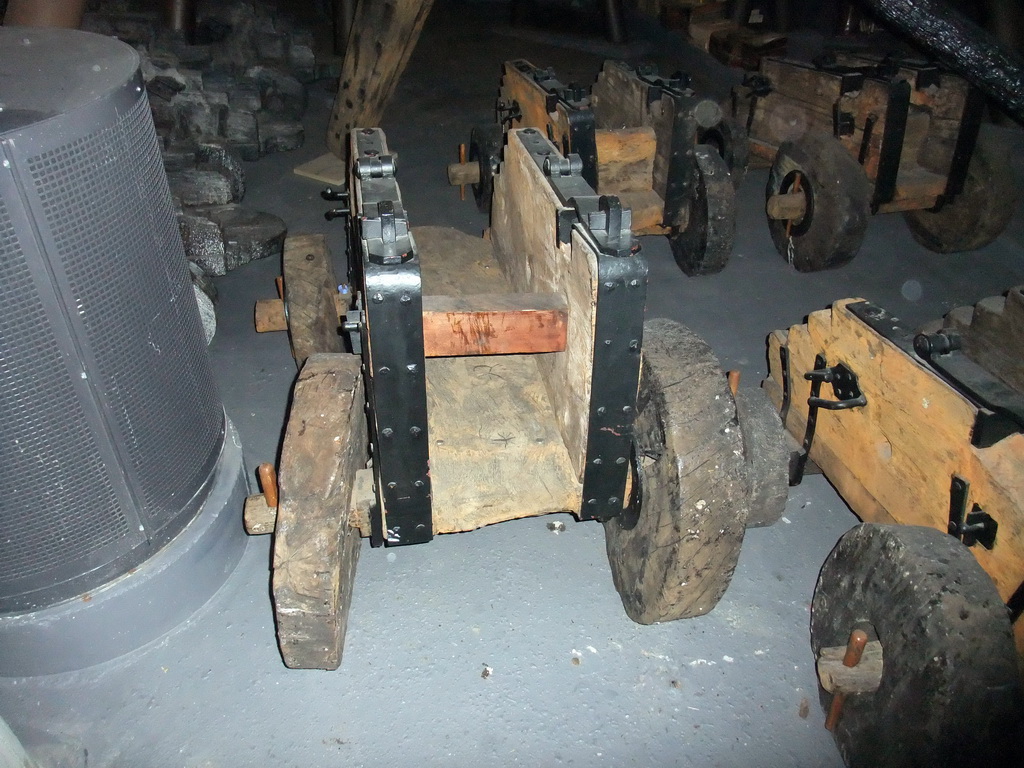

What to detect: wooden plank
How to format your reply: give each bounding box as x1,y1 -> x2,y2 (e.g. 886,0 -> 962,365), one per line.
293,152 -> 346,185
256,290 -> 569,356
282,234 -> 343,366
764,300 -> 1024,655
273,354 -> 367,669
420,292 -> 567,357
595,127 -> 657,195
326,0 -> 436,156
761,58 -> 850,107
415,225 -> 582,532
490,130 -> 599,479
591,60 -> 652,131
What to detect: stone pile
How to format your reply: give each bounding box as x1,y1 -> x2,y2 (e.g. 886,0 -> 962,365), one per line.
79,0 -> 339,341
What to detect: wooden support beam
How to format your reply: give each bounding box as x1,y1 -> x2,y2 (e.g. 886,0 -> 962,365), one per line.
257,292 -> 569,357
420,292 -> 568,357
326,0 -> 437,157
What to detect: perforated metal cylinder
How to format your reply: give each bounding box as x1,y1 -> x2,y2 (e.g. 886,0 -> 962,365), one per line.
0,28 -> 227,613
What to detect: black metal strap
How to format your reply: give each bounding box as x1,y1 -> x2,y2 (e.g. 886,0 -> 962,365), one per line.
871,78 -> 911,210
352,128 -> 432,547
515,128 -> 648,522
939,85 -> 985,204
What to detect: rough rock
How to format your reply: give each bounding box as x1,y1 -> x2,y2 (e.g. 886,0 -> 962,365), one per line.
194,204 -> 287,271
168,169 -> 233,206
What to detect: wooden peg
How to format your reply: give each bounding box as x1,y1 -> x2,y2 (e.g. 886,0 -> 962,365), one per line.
727,370 -> 740,396
825,628 -> 869,731
257,462 -> 279,508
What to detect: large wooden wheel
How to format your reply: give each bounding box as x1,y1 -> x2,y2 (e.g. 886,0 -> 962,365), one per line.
272,353 -> 367,670
604,318 -> 749,623
811,524 -> 1023,767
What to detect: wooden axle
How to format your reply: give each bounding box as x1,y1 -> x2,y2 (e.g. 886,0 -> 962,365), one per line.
824,629 -> 870,731
257,291 -> 569,357
766,190 -> 807,221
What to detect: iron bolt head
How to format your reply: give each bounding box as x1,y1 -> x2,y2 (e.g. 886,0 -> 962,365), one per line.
372,293 -> 384,303
381,427 -> 394,437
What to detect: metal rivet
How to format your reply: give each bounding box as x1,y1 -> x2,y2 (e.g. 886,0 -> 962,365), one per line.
597,406 -> 606,415
629,279 -> 640,287
587,498 -> 597,505
414,480 -> 425,488
629,339 -> 639,350
381,427 -> 394,437
305,253 -> 315,261
616,457 -> 626,464
604,281 -> 615,290
372,292 -> 384,303
593,458 -> 603,465
365,149 -> 378,156
378,366 -> 390,375
622,405 -> 633,413
400,294 -> 411,304
608,497 -> 619,505
387,482 -> 397,490
362,128 -> 374,135
410,426 -> 422,437
604,339 -> 612,346
415,523 -> 426,532
406,363 -> 418,373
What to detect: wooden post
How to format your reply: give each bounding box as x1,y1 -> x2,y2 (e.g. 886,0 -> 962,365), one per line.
326,0 -> 437,157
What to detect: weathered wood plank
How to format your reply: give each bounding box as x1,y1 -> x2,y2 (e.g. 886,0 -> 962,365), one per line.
764,300 -> 1024,655
283,234 -> 343,366
273,354 -> 367,669
415,224 -> 583,532
490,130 -> 599,479
256,290 -> 569,357
326,0 -> 436,156
421,292 -> 567,357
595,127 -> 657,194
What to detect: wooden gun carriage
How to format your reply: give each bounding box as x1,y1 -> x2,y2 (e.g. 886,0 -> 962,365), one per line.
249,126 -> 789,669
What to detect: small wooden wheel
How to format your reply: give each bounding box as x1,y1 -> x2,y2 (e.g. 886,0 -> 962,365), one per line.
766,131 -> 870,272
604,318 -> 748,623
668,145 -> 737,276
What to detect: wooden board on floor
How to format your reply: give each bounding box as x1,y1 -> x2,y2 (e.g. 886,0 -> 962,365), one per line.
283,234 -> 343,366
414,225 -> 582,532
489,131 -> 600,480
326,0 -> 436,157
273,353 -> 367,669
763,299 -> 1024,654
293,152 -> 347,185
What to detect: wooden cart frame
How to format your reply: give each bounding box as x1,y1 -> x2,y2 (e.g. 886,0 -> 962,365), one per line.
250,126 -> 785,669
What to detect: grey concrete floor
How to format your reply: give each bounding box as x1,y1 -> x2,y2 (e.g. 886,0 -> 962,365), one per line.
3,3 -> 1024,766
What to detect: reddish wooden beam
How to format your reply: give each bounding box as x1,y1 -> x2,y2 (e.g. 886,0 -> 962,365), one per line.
255,292 -> 568,357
